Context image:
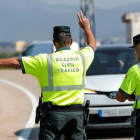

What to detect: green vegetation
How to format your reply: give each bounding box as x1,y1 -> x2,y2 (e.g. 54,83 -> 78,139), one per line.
0,52 -> 20,59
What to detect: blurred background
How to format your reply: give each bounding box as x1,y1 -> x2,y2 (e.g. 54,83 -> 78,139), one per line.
0,1 -> 140,139
0,0 -> 140,57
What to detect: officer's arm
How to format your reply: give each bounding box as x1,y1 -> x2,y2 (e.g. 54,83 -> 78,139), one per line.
116,91 -> 126,102
77,11 -> 97,51
0,57 -> 21,68
126,94 -> 135,101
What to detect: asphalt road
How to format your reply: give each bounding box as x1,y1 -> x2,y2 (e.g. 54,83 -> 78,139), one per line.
86,129 -> 134,140
0,69 -> 134,140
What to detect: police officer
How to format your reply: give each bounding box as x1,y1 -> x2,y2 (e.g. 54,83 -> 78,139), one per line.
0,11 -> 96,140
116,34 -> 140,140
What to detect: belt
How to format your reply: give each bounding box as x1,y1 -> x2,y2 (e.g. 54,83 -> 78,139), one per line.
52,104 -> 84,112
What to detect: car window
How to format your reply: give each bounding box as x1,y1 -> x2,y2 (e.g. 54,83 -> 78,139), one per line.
23,43 -> 53,56
22,45 -> 34,56
86,49 -> 137,75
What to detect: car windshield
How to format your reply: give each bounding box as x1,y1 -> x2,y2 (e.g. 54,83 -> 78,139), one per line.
23,43 -> 53,56
86,48 -> 137,75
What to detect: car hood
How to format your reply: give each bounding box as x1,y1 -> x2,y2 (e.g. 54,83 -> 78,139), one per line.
86,74 -> 126,92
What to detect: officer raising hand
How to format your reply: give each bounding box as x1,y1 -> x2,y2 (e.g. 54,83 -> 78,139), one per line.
77,11 -> 96,51
0,11 -> 96,140
77,11 -> 90,30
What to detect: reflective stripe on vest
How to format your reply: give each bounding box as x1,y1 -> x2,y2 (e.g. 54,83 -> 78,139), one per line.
136,95 -> 140,101
135,64 -> 140,100
41,52 -> 86,92
137,63 -> 140,69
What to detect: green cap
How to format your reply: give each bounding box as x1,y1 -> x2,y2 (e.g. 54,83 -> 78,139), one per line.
53,26 -> 71,37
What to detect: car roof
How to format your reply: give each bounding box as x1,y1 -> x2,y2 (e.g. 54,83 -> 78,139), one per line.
97,44 -> 133,51
32,40 -> 53,45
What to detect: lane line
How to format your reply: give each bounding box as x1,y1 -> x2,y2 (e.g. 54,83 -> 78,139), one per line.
0,79 -> 38,140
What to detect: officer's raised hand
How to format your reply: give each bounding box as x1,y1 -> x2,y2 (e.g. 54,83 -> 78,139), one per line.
77,11 -> 97,51
77,11 -> 90,30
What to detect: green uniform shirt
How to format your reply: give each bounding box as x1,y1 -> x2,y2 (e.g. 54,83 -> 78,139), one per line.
119,64 -> 140,109
19,46 -> 94,106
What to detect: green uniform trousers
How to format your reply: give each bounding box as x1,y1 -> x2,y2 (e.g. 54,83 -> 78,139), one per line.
38,111 -> 86,140
134,117 -> 140,140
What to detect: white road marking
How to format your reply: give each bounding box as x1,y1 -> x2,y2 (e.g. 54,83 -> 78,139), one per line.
0,79 -> 38,140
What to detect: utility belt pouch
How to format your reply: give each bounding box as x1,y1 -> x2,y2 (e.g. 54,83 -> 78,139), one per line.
35,105 -> 41,124
131,110 -> 137,127
41,102 -> 53,118
84,100 -> 90,125
131,99 -> 138,127
35,96 -> 42,124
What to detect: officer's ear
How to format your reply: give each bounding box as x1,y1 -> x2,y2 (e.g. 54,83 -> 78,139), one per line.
70,38 -> 73,46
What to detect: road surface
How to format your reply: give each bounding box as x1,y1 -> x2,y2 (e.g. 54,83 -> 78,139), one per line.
0,69 -> 134,140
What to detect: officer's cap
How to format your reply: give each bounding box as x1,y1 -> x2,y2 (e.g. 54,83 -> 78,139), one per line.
53,26 -> 71,37
130,34 -> 140,48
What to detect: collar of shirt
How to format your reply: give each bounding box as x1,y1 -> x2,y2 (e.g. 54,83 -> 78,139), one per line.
55,47 -> 71,52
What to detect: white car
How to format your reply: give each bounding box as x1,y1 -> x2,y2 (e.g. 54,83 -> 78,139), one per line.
20,40 -> 80,57
84,44 -> 137,130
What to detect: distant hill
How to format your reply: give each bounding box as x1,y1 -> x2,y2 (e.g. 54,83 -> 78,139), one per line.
0,0 -> 140,44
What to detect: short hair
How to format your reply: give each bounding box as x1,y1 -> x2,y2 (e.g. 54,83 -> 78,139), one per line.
53,34 -> 71,46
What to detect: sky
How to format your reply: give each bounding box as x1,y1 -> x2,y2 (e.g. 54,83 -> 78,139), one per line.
39,0 -> 140,9
0,0 -> 140,42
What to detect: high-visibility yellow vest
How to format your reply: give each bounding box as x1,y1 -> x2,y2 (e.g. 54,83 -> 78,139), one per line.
119,64 -> 140,109
19,46 -> 94,105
